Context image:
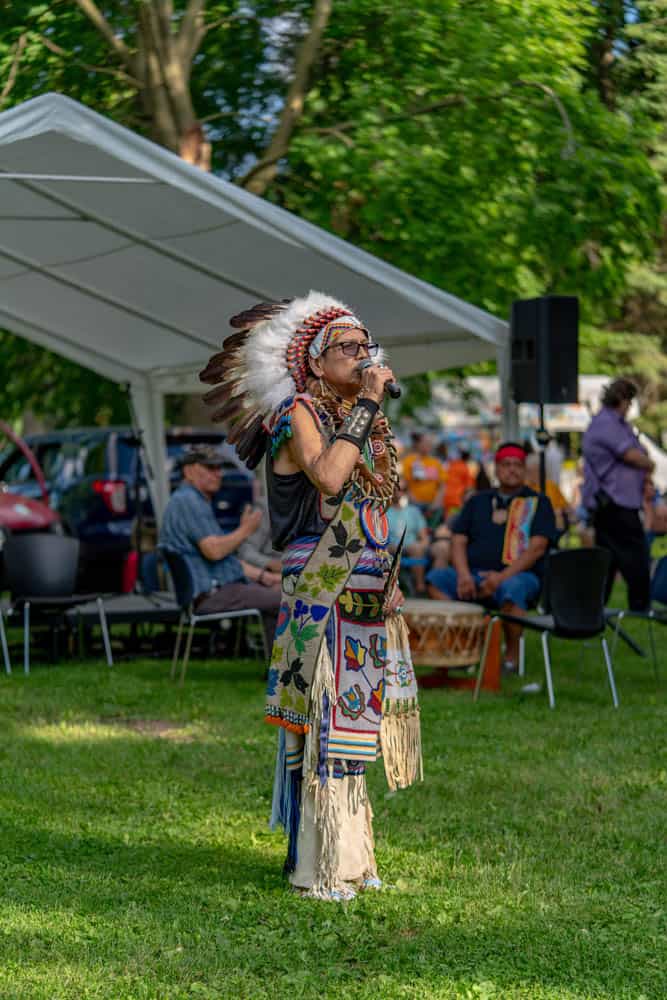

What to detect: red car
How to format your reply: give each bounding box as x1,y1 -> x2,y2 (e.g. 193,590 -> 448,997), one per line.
0,489 -> 61,535
0,422 -> 62,578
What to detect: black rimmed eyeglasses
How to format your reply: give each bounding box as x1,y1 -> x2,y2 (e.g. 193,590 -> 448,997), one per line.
323,341 -> 380,358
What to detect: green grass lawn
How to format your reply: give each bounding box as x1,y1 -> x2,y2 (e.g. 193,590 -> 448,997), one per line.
0,620 -> 665,999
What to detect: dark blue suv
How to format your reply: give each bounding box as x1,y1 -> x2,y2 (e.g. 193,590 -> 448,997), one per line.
0,427 -> 254,592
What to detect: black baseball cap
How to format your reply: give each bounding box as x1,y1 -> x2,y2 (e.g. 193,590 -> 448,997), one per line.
180,445 -> 225,468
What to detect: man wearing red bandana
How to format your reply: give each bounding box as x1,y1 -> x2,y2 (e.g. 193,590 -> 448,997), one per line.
426,442 -> 556,671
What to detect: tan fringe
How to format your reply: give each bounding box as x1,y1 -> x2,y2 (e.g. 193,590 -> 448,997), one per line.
381,612 -> 423,791
346,770 -> 366,815
362,789 -> 378,879
380,709 -> 423,791
305,640 -> 343,895
308,775 -> 341,897
386,610 -> 411,662
306,640 -> 337,798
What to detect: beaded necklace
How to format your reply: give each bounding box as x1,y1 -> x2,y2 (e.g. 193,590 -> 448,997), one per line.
312,379 -> 399,509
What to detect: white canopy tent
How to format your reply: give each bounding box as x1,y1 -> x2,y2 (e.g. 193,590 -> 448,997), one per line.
0,93 -> 510,517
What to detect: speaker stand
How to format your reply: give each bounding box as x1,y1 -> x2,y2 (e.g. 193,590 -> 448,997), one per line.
536,403 -> 549,495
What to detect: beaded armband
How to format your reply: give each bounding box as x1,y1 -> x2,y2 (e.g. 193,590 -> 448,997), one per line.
335,398 -> 379,451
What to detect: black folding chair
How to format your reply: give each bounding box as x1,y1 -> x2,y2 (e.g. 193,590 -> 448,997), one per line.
161,549 -> 267,685
3,533 -> 112,673
604,553 -> 667,682
474,547 -> 618,708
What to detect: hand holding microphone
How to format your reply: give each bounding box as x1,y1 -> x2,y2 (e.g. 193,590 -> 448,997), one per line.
357,357 -> 402,400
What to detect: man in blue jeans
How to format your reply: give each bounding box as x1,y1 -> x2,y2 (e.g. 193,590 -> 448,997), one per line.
426,442 -> 556,672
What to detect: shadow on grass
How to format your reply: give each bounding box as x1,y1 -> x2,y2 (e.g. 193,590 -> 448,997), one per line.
0,809 -> 662,1000
0,644 -> 665,997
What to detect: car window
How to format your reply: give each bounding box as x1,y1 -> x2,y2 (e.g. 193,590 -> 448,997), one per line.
36,443 -> 67,481
83,439 -> 108,476
116,438 -> 138,477
0,441 -> 83,487
0,449 -> 36,485
55,442 -> 85,483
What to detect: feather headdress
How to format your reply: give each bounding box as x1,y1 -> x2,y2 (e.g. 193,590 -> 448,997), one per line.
199,291 -> 364,468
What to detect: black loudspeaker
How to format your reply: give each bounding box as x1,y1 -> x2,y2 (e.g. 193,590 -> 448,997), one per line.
510,296 -> 579,404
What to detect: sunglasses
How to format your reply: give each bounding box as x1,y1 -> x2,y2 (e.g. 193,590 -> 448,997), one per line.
323,341 -> 380,358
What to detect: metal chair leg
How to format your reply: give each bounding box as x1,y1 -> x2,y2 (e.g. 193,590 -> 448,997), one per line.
0,607 -> 11,675
647,615 -> 659,683
96,597 -> 113,667
473,616 -> 497,702
23,601 -> 30,675
233,617 -> 243,657
77,616 -> 85,659
601,636 -> 619,708
613,617 -> 646,658
611,610 -> 624,662
179,621 -> 195,686
541,631 -> 555,709
170,611 -> 185,680
518,633 -> 526,678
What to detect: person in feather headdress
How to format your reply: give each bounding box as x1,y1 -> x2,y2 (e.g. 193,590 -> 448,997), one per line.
200,291 -> 422,900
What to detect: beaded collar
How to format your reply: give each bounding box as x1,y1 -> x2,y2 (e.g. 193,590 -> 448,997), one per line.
312,379 -> 399,509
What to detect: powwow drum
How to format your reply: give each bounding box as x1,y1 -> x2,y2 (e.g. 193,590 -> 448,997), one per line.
401,599 -> 486,668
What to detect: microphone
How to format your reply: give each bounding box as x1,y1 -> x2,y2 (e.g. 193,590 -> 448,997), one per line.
356,358 -> 402,399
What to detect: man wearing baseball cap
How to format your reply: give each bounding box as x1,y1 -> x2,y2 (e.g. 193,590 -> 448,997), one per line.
426,442 -> 556,672
160,445 -> 281,651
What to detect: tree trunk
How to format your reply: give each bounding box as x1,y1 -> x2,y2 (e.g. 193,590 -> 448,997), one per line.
241,0 -> 333,196
75,0 -> 202,153
136,1 -> 198,151
590,0 -> 626,109
73,0 -> 328,189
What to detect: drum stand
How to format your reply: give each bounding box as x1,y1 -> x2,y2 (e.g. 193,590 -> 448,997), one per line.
418,617 -> 503,692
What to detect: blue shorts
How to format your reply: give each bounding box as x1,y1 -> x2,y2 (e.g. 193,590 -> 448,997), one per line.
425,566 -> 540,610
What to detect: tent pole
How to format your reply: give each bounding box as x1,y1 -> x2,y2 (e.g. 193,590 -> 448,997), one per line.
128,379 -> 169,526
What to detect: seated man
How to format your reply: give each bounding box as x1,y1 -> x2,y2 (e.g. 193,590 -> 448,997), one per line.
160,446 -> 281,651
386,479 -> 431,594
426,442 -> 556,672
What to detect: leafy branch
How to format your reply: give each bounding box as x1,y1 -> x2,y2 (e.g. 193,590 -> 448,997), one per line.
307,79 -> 576,156
0,33 -> 28,107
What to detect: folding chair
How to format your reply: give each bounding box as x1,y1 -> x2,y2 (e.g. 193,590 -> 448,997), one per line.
161,549 -> 268,685
604,554 -> 667,682
0,598 -> 11,674
474,547 -> 618,708
4,533 -> 111,673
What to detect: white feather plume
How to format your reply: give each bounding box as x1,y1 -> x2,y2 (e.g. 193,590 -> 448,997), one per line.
242,290 -> 355,412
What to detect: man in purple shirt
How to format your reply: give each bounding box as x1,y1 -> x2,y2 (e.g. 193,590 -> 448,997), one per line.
582,378 -> 654,609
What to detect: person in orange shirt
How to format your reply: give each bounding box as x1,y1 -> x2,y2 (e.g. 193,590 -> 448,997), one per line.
443,448 -> 476,517
525,454 -> 570,537
402,432 -> 447,514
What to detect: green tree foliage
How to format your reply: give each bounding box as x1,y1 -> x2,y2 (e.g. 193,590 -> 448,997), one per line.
0,331 -> 129,426
277,0 -> 660,321
0,0 -> 663,428
598,1 -> 667,434
0,1 -> 308,176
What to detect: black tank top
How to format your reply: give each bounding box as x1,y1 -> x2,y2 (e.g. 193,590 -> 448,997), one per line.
266,457 -> 329,550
